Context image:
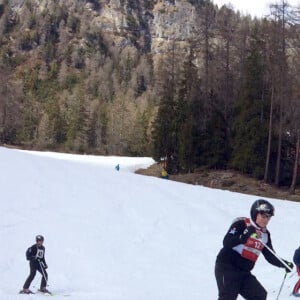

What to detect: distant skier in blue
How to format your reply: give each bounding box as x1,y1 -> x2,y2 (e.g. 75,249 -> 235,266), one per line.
115,164 -> 120,171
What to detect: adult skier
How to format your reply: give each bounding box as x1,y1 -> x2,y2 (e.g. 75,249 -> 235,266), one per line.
215,199 -> 293,300
292,246 -> 300,297
20,235 -> 50,294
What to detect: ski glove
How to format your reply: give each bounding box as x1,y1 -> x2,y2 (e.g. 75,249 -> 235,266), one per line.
239,226 -> 257,243
282,260 -> 294,273
39,261 -> 48,269
36,259 -> 46,266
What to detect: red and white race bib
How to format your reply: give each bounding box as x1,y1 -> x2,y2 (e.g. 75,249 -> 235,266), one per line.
232,218 -> 268,262
241,236 -> 264,262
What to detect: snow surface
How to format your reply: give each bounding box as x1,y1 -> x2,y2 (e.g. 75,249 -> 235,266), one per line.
0,146 -> 299,299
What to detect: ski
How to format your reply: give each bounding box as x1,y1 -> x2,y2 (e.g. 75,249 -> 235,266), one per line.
37,289 -> 53,296
40,293 -> 71,297
37,291 -> 71,297
19,289 -> 70,297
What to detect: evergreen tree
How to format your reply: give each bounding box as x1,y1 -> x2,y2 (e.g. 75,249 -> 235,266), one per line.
66,85 -> 89,152
152,43 -> 201,173
230,30 -> 269,178
152,49 -> 178,173
176,45 -> 200,172
152,74 -> 177,172
199,93 -> 230,169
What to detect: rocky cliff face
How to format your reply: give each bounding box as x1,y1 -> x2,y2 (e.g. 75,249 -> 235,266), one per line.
151,1 -> 196,51
8,0 -> 198,54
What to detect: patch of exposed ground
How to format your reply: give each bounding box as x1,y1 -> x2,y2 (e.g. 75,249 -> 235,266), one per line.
136,163 -> 300,202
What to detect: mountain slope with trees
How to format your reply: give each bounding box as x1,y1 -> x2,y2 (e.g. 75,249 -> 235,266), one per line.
1,0 -> 300,190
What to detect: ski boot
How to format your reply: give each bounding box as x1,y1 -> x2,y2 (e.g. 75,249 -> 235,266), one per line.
19,289 -> 34,294
293,293 -> 300,297
38,287 -> 52,295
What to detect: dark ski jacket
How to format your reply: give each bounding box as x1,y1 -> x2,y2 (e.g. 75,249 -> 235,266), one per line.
294,247 -> 300,266
26,244 -> 47,268
216,217 -> 285,272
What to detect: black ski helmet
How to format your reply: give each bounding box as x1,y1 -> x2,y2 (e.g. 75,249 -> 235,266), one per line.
250,199 -> 274,222
36,235 -> 44,242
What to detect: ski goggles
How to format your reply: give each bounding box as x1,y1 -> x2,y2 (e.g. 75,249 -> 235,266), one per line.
261,213 -> 272,219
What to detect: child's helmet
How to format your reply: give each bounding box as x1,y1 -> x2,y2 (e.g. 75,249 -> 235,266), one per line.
36,235 -> 44,242
250,199 -> 274,222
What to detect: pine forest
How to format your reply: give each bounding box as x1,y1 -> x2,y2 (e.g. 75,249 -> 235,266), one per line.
1,0 -> 300,190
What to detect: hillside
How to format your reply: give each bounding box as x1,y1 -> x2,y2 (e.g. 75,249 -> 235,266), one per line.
2,0 -> 300,192
0,0 -> 205,154
0,147 -> 299,299
136,163 -> 300,202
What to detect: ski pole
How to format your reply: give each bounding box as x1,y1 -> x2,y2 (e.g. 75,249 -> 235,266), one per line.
38,260 -> 48,287
261,241 -> 293,272
276,272 -> 287,300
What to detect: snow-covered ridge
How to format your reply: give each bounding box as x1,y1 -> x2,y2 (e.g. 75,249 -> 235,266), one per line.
17,148 -> 155,172
0,147 -> 299,299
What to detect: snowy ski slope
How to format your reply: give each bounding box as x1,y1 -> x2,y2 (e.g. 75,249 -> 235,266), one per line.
0,147 -> 299,299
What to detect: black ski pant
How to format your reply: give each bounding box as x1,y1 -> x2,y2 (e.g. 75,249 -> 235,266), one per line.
23,260 -> 48,290
215,262 -> 267,300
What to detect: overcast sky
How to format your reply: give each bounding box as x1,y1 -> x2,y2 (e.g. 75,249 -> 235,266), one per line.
212,0 -> 300,17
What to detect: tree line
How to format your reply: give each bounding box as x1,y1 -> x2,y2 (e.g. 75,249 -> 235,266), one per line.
1,0 -> 300,190
152,0 -> 300,192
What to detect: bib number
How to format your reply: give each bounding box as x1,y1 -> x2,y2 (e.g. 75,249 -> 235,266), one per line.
241,237 -> 264,262
36,249 -> 44,259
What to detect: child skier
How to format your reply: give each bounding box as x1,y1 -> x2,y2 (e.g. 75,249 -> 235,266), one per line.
293,246 -> 300,297
215,199 -> 294,300
20,235 -> 50,294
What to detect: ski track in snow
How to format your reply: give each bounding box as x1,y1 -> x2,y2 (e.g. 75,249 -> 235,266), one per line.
0,147 -> 299,299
